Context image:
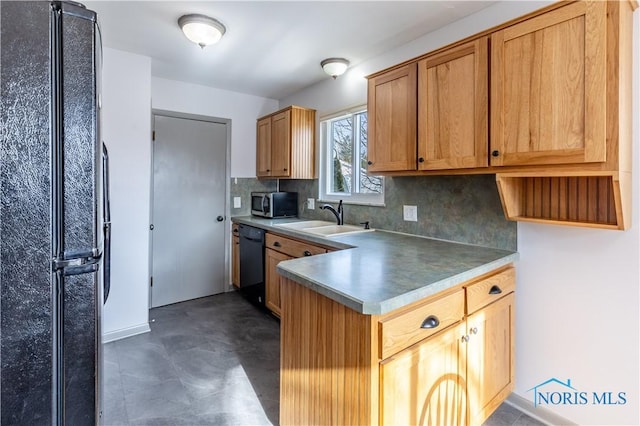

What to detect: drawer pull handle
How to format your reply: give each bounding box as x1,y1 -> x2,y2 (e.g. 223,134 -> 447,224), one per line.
489,285 -> 502,295
273,241 -> 281,247
420,315 -> 440,329
303,250 -> 312,257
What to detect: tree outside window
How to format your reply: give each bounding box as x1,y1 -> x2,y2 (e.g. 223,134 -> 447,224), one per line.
320,109 -> 384,205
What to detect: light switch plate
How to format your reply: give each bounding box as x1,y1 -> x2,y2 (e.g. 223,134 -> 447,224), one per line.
403,205 -> 418,221
233,197 -> 241,209
307,198 -> 315,210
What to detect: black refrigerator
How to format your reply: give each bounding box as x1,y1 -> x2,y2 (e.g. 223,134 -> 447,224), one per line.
0,1 -> 110,424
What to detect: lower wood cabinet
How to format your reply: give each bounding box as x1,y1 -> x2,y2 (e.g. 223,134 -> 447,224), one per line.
380,292 -> 515,426
280,265 -> 515,425
380,322 -> 467,425
265,248 -> 291,316
265,232 -> 329,317
467,293 -> 515,423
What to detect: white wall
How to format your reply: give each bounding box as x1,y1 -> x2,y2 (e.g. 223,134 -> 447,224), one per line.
101,48 -> 152,341
151,77 -> 278,178
280,2 -> 639,424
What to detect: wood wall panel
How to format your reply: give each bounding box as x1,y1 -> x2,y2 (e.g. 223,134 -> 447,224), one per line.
496,173 -> 621,228
280,278 -> 378,426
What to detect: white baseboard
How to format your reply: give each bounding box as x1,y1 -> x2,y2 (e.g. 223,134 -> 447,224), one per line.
506,393 -> 576,426
102,323 -> 150,344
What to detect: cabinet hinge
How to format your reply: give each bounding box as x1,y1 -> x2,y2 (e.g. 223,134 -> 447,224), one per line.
150,277 -> 153,287
152,130 -> 155,141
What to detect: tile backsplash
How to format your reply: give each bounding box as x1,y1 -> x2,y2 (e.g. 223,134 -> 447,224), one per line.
230,175 -> 516,251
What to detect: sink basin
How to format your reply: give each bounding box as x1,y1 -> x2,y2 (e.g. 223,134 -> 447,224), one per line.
274,220 -> 373,237
302,224 -> 373,237
275,220 -> 335,230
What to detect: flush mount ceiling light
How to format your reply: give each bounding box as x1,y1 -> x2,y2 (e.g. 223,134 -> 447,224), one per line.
321,58 -> 350,79
178,14 -> 226,49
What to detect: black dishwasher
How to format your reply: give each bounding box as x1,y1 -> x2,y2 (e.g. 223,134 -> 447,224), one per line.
238,224 -> 266,307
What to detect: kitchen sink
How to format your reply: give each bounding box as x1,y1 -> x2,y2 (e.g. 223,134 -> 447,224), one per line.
302,224 -> 372,236
275,220 -> 335,230
275,221 -> 373,237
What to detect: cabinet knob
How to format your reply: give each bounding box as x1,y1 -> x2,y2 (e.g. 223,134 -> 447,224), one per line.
491,150 -> 500,157
303,250 -> 312,257
283,168 -> 287,171
418,157 -> 425,163
470,327 -> 478,335
488,285 -> 502,295
420,315 -> 440,329
273,241 -> 281,247
367,160 -> 373,165
266,169 -> 271,172
461,335 -> 470,343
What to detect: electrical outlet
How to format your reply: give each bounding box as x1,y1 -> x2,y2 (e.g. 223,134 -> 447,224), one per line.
307,198 -> 315,210
403,205 -> 418,222
233,197 -> 241,209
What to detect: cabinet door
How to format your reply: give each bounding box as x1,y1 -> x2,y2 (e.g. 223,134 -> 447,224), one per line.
367,63 -> 417,172
418,37 -> 488,170
265,248 -> 291,316
380,323 -> 467,426
232,235 -> 240,287
466,293 -> 515,425
271,110 -> 291,177
490,1 -> 606,166
256,117 -> 272,177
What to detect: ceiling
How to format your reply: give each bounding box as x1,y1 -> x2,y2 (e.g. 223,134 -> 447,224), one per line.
85,1 -> 496,100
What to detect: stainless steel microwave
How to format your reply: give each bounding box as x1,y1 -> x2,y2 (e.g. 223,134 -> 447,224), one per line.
251,192 -> 298,218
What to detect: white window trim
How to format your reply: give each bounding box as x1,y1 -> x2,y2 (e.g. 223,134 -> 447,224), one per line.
318,107 -> 385,207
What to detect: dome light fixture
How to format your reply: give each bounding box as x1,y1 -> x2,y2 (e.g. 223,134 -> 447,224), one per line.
178,14 -> 226,49
321,58 -> 350,79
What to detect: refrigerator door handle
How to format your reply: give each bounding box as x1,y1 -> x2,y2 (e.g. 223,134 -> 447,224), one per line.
53,249 -> 101,272
64,263 -> 100,276
102,142 -> 111,302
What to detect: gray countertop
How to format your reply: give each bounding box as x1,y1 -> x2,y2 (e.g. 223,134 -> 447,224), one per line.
232,216 -> 518,315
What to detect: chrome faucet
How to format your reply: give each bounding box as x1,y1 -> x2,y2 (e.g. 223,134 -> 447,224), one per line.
320,200 -> 343,225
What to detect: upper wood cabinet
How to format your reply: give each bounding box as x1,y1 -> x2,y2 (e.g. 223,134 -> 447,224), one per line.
490,1 -> 607,167
365,0 -> 635,230
256,105 -> 316,179
256,117 -> 272,177
367,64 -> 417,172
418,37 -> 489,170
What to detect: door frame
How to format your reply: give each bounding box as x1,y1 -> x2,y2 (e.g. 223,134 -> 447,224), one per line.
149,109 -> 232,308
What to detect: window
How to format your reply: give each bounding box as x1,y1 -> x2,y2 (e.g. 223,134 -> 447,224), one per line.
319,108 -> 384,206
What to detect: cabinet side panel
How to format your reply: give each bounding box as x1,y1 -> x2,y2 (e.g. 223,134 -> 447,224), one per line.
289,108 -> 316,179
280,278 -> 377,425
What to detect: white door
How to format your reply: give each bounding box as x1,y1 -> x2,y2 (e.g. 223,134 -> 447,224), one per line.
151,114 -> 228,307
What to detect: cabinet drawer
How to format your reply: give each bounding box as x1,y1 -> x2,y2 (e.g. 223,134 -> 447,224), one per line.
379,290 -> 464,359
265,233 -> 326,258
465,267 -> 515,314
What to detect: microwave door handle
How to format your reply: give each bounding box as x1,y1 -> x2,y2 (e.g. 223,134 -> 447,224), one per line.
262,195 -> 268,214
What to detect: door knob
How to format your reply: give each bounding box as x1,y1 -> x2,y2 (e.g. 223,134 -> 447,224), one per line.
216,216 -> 224,222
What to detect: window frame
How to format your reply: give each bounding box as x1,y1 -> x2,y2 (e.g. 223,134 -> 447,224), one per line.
318,106 -> 385,206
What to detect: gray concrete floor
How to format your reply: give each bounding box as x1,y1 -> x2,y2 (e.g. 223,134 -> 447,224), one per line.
103,291 -> 543,426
